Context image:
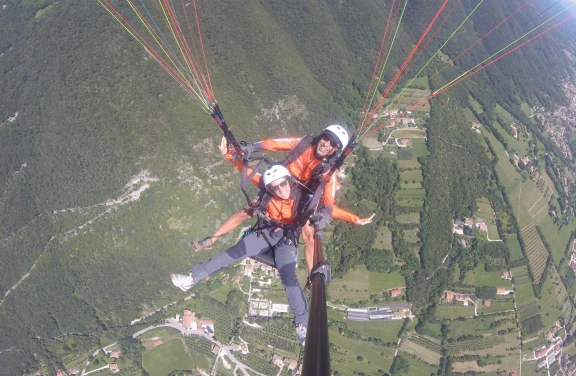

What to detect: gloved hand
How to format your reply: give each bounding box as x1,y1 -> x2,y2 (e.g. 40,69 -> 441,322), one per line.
240,143 -> 255,159
309,210 -> 331,230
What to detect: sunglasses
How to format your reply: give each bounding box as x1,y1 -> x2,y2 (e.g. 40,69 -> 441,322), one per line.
269,179 -> 289,193
320,133 -> 341,149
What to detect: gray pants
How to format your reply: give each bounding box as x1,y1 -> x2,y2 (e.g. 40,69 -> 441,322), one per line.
190,227 -> 309,326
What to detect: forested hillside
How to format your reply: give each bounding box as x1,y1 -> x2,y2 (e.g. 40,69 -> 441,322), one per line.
1,0 -> 576,374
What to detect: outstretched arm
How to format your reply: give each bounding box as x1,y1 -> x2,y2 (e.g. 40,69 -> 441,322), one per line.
323,173 -> 375,225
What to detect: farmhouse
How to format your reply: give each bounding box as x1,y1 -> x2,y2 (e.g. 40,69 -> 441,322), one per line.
483,300 -> 491,307
496,288 -> 513,295
535,346 -> 547,359
464,218 -> 474,227
272,354 -> 284,367
511,125 -> 518,138
229,343 -> 240,351
109,364 -> 119,374
390,288 -> 402,297
501,271 -> 511,280
444,291 -> 454,300
211,344 -> 221,354
476,222 -> 488,232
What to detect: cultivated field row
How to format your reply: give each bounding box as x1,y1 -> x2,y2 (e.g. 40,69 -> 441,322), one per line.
521,223 -> 549,283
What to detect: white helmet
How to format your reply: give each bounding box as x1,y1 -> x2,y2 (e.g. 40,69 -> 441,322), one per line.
323,124 -> 349,149
263,165 -> 291,187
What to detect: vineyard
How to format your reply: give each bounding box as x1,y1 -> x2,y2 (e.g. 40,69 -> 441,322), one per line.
517,300 -> 540,321
239,318 -> 299,355
183,336 -> 215,359
512,267 -> 532,285
189,296 -> 240,342
444,336 -> 505,355
400,336 -> 442,365
235,353 -> 279,376
521,223 -> 549,284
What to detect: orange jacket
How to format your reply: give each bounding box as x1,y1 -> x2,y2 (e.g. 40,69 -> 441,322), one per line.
224,152 -> 298,224
247,137 -> 360,224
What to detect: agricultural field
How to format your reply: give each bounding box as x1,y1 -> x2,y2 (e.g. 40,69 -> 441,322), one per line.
535,213 -> 574,266
400,335 -> 442,365
344,319 -> 404,342
484,130 -> 550,228
396,353 -> 439,376
208,285 -> 232,305
369,271 -> 406,293
328,266 -> 371,302
517,300 -> 540,321
475,197 -> 500,240
396,212 -> 420,224
142,338 -> 199,376
538,273 -> 567,331
412,139 -> 429,159
445,332 -> 519,358
436,304 -> 475,319
387,86 -> 431,113
506,235 -> 525,262
478,295 -> 515,314
463,263 -> 513,288
448,317 -> 504,338
419,322 -> 443,340
373,225 -> 393,250
329,329 -> 396,376
400,169 -> 423,189
521,223 -> 549,284
392,128 -> 427,139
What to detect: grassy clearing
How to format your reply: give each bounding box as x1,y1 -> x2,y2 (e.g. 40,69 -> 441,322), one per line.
412,139 -> 429,159
345,319 -> 404,342
369,271 -> 406,293
420,322 -> 443,340
463,263 -> 513,288
404,228 -> 419,243
328,266 -> 370,302
539,273 -> 566,332
373,225 -> 393,251
469,96 -> 483,113
208,285 -> 232,305
397,160 -> 421,169
521,223 -> 549,284
397,188 -> 426,198
143,339 -> 196,376
397,212 -> 420,224
436,304 -> 475,319
392,129 -> 427,139
506,235 -> 524,262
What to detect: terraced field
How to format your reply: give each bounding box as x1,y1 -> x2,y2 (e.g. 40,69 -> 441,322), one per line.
521,223 -> 549,283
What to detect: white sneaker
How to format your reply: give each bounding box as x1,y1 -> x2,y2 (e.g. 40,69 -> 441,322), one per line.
170,274 -> 195,292
295,324 -> 307,346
